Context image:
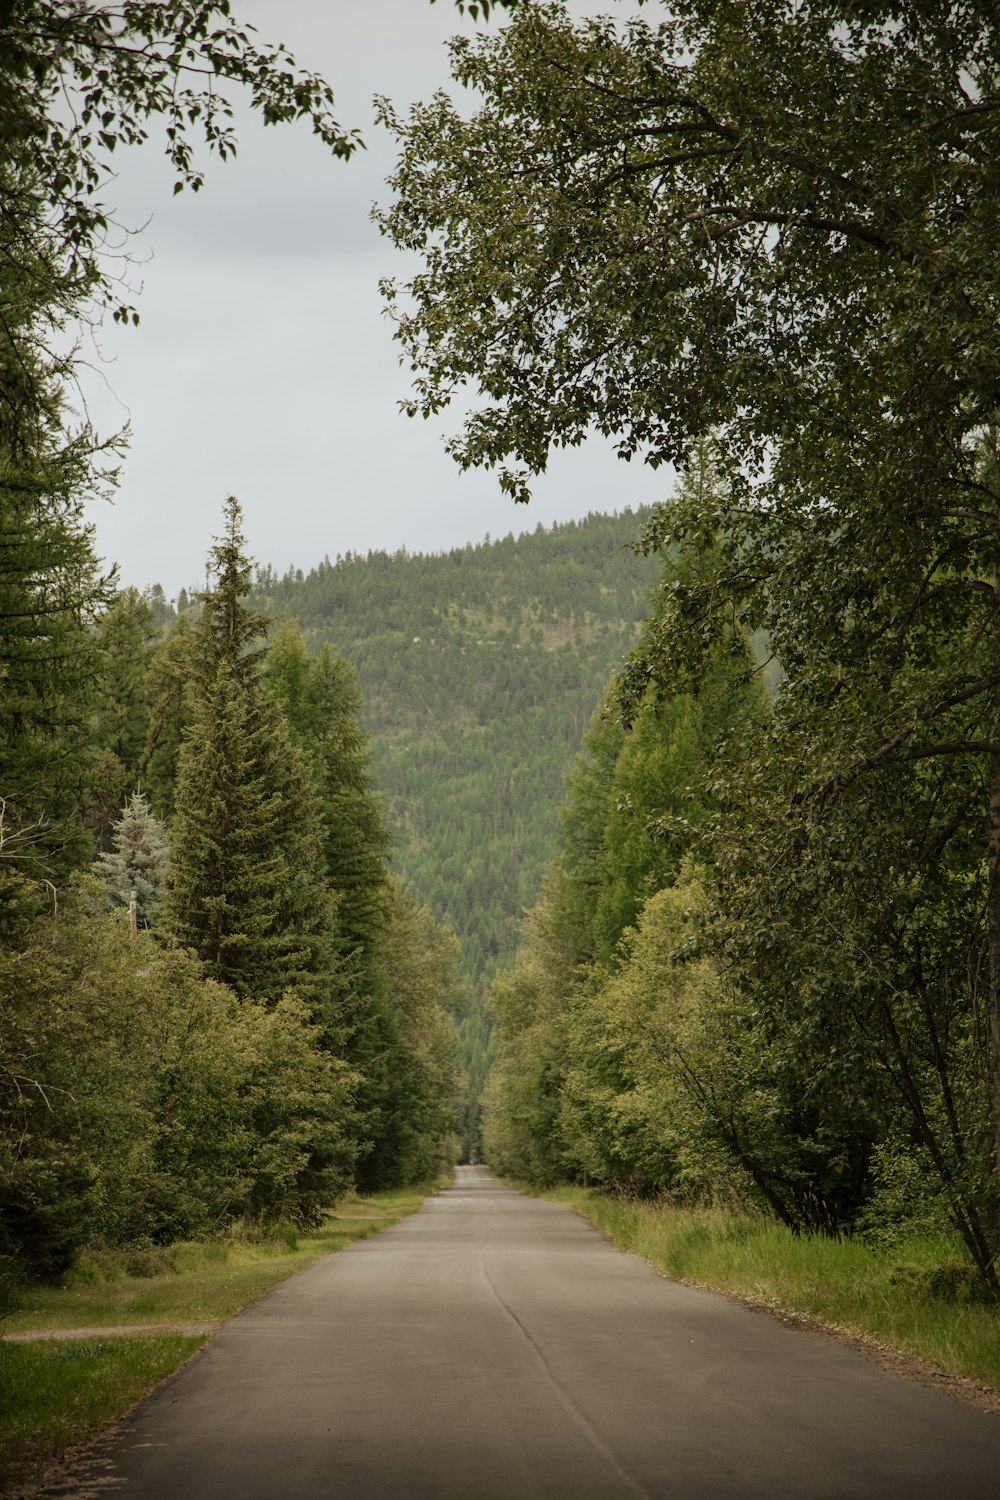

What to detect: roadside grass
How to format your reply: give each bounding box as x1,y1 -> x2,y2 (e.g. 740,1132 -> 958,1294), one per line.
0,1336 -> 202,1490
0,1184 -> 435,1493
540,1187 -> 1000,1393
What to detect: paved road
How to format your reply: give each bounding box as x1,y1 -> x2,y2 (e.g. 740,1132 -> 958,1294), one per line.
66,1167 -> 1000,1498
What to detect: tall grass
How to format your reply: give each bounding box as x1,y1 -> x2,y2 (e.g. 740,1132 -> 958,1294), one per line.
544,1187 -> 1000,1392
0,1185 -> 434,1493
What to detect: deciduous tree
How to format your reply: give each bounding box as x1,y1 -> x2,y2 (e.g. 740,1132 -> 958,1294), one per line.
378,0 -> 1000,1267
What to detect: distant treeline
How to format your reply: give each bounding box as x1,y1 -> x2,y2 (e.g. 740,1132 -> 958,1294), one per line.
246,511 -> 663,1153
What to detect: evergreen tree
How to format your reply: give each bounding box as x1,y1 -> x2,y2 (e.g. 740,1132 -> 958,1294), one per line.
264,621 -> 404,1183
167,500 -> 338,1007
0,419 -> 112,926
93,588 -> 158,781
86,588 -> 160,850
364,881 -> 462,1187
93,792 -> 170,928
142,616 -> 197,821
266,622 -> 391,967
0,0 -> 355,930
144,583 -> 176,631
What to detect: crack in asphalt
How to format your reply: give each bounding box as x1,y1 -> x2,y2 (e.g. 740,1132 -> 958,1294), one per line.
478,1252 -> 654,1500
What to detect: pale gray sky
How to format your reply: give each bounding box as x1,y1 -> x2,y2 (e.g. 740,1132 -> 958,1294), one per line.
81,0 -> 669,595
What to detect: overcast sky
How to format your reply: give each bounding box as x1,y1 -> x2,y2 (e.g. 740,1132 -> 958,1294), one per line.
80,0 -> 669,596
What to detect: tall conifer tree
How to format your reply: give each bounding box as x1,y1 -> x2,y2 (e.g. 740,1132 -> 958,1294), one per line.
142,617 -> 197,822
265,620 -> 404,1188
266,623 -> 391,969
167,500 -> 337,1007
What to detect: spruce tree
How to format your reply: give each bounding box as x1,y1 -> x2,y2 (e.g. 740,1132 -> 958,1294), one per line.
93,792 -> 170,927
265,620 -> 398,1185
86,588 -> 160,850
166,500 -> 337,1006
93,588 -> 158,782
0,0 -> 353,930
0,452 -> 111,928
142,616 -> 198,821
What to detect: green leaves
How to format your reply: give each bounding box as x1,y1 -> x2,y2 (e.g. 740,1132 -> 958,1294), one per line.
378,1 -> 1000,564
0,878 -> 358,1258
381,2 -> 1000,1283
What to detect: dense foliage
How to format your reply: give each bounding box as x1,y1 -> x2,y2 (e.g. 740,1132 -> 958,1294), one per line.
0,3 -> 467,1307
0,495 -> 462,1301
252,512 -> 659,981
10,0 -> 1000,1323
248,511 -> 661,1152
381,0 -> 1000,1292
484,463 -> 1000,1291
1,878 -> 357,1281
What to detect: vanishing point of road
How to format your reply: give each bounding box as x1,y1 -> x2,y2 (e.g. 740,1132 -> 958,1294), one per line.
62,1166 -> 1000,1498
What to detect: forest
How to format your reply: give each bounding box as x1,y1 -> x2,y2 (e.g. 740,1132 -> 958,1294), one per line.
0,3 -> 465,1313
251,510 -> 660,993
248,514 -> 661,1150
1,493 -> 465,1302
4,0 -> 1000,1361
374,0 -> 1000,1298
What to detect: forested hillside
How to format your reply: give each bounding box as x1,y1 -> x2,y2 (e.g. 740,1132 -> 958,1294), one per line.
253,512 -> 659,983
249,514 -> 661,1147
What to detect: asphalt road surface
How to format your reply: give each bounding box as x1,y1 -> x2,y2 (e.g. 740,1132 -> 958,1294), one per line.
67,1166 -> 1000,1498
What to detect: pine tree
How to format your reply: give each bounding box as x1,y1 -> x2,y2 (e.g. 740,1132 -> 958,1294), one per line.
166,500 -> 338,1006
86,588 -> 160,850
94,589 -> 158,781
0,460 -> 111,928
142,616 -> 198,821
265,620 -> 400,1185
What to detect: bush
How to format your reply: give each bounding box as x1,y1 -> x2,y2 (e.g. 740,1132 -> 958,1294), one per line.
0,875 -> 358,1280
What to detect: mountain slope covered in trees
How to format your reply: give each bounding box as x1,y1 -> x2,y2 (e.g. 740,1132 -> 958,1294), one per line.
250,511 -> 662,1149
252,510 -> 659,985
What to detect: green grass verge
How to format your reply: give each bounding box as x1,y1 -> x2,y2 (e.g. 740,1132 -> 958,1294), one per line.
539,1187 -> 1000,1393
0,1184 -> 435,1493
0,1336 -> 203,1489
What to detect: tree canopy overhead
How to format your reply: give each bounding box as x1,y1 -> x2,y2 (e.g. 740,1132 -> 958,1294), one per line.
377,0 -> 1000,503
0,0 -> 358,359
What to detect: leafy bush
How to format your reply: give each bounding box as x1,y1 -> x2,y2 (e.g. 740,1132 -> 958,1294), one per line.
0,875 -> 358,1280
